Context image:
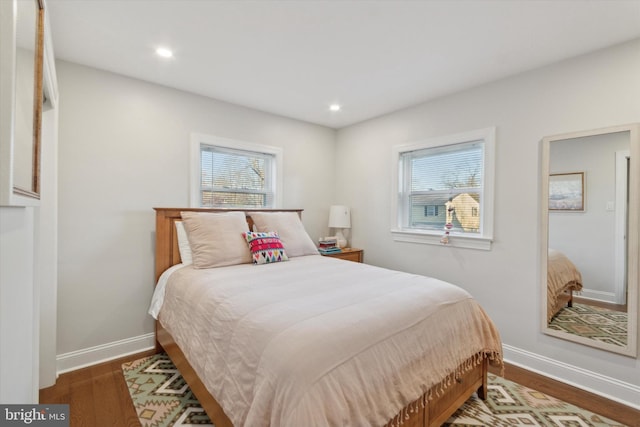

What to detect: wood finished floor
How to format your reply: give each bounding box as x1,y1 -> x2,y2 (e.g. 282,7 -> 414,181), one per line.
40,351 -> 640,427
574,295 -> 627,313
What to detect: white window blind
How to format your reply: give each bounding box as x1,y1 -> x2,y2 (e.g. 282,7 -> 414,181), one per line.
198,144 -> 275,208
401,141 -> 483,233
190,134 -> 282,208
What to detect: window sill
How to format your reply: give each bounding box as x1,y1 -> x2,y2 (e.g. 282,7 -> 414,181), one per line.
390,229 -> 493,250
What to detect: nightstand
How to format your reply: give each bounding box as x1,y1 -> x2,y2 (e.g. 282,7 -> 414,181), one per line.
321,248 -> 363,263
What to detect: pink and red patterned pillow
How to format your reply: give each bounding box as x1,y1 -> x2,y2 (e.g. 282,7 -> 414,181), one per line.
243,231 -> 289,265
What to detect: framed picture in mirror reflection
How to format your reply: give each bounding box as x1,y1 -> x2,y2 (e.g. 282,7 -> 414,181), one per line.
549,172 -> 584,211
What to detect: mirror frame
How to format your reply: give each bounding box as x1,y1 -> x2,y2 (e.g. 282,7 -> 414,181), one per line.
13,0 -> 45,199
0,0 -> 45,206
540,123 -> 639,357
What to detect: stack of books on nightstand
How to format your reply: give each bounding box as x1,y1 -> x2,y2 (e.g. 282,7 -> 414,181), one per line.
318,237 -> 341,254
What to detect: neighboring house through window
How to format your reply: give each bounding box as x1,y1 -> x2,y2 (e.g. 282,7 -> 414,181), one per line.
190,133 -> 283,208
424,205 -> 439,216
391,127 -> 495,250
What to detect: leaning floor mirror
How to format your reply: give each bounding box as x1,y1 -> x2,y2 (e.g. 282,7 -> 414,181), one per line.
540,123 -> 639,357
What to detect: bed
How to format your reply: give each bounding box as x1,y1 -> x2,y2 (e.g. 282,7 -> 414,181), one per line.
151,207 -> 503,427
547,248 -> 583,322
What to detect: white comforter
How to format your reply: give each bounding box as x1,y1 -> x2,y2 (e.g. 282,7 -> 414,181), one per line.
152,255 -> 502,427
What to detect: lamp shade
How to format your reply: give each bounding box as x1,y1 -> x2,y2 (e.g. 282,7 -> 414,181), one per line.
328,205 -> 351,229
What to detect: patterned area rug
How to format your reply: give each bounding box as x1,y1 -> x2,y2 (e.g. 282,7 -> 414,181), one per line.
548,303 -> 627,347
445,376 -> 625,427
122,353 -> 625,427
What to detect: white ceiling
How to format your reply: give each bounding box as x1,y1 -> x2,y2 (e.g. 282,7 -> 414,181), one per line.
46,0 -> 640,129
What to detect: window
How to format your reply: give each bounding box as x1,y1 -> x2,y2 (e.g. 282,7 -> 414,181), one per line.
424,205 -> 439,217
190,133 -> 282,208
391,127 -> 495,250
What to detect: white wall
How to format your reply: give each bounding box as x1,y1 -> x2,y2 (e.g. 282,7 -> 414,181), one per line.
335,39 -> 640,406
0,111 -> 58,399
0,207 -> 35,403
549,132 -> 629,301
55,61 -> 336,367
37,105 -> 59,388
0,91 -> 59,403
0,0 -> 59,401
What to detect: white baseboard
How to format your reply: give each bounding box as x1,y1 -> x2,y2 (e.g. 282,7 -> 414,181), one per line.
503,344 -> 640,410
56,333 -> 155,374
578,288 -> 616,303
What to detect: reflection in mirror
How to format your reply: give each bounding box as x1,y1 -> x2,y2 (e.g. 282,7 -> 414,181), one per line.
541,124 -> 639,357
13,0 -> 44,198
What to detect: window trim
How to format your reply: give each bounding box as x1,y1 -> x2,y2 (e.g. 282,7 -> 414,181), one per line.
190,133 -> 283,208
391,127 -> 495,250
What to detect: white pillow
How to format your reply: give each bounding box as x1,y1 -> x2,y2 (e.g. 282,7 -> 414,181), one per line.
180,211 -> 252,268
174,221 -> 192,265
249,212 -> 319,257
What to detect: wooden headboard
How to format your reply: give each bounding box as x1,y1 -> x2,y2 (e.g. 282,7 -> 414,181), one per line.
153,208 -> 303,282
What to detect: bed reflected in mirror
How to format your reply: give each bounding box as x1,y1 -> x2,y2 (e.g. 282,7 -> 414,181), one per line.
540,124 -> 639,357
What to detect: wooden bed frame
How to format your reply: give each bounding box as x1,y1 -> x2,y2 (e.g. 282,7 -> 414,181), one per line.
547,249 -> 582,322
548,290 -> 576,324
153,207 -> 490,427
556,290 -> 575,311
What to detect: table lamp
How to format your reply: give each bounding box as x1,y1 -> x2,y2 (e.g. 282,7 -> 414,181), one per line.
328,205 -> 351,248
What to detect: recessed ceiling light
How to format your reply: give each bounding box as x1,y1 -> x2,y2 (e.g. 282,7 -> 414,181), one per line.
329,104 -> 341,112
155,47 -> 173,58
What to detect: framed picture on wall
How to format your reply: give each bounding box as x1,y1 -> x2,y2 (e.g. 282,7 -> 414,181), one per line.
549,172 -> 585,211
